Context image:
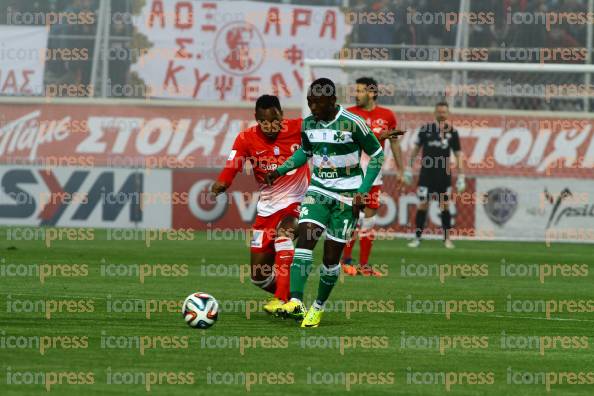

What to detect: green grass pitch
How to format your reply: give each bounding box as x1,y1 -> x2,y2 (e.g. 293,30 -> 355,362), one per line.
0,228 -> 593,395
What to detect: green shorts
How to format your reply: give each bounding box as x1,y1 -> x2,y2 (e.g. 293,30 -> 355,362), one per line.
298,190 -> 357,243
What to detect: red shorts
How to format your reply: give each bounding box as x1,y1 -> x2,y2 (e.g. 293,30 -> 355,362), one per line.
250,203 -> 300,254
365,185 -> 382,209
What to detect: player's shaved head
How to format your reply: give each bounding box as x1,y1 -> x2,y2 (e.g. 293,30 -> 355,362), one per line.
308,78 -> 336,98
255,95 -> 282,112
307,78 -> 337,122
255,95 -> 283,139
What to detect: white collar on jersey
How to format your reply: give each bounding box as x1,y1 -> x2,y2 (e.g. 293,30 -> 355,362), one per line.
318,105 -> 343,128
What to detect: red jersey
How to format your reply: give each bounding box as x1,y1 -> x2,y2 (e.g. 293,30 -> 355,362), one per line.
217,118 -> 309,217
347,105 -> 398,186
347,105 -> 397,144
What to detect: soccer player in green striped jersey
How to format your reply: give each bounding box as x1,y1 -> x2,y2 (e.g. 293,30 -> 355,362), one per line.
265,78 -> 388,327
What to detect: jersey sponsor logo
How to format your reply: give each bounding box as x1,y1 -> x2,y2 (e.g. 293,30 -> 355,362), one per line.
318,169 -> 339,178
261,163 -> 278,171
427,138 -> 450,149
250,230 -> 264,248
483,187 -> 518,226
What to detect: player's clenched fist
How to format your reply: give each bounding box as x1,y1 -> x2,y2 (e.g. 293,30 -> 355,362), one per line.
264,170 -> 280,186
210,181 -> 229,196
352,193 -> 366,218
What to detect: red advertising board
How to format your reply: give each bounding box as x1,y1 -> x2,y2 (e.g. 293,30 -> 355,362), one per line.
172,171 -> 476,235
1,102 -> 591,179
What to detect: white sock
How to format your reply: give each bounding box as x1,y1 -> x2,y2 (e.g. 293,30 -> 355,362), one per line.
313,300 -> 324,310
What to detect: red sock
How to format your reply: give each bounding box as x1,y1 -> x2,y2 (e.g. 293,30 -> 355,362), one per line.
342,238 -> 355,263
273,237 -> 293,301
359,230 -> 374,266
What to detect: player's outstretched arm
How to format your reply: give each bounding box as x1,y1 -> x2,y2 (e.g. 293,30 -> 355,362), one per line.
213,134 -> 248,195
355,120 -> 385,194
353,124 -> 385,215
264,147 -> 309,186
389,138 -> 404,178
379,129 -> 406,140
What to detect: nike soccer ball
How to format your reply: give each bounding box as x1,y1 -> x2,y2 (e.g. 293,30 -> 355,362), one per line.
182,292 -> 219,329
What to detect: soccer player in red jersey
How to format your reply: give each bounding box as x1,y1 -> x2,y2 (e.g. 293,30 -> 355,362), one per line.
342,77 -> 405,277
211,95 -> 309,314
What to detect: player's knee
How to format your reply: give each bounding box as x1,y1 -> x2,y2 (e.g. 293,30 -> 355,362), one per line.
297,222 -> 323,246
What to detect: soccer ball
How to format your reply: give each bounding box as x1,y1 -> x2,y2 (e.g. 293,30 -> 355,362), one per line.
182,292 -> 219,329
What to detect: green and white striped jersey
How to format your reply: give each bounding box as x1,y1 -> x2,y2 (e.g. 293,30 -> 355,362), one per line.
301,105 -> 383,197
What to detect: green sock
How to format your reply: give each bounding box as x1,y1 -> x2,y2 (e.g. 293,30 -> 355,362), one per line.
316,263 -> 340,306
290,248 -> 313,301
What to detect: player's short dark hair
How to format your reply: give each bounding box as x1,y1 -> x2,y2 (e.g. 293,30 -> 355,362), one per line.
356,77 -> 378,100
255,95 -> 281,112
435,101 -> 449,108
308,78 -> 336,98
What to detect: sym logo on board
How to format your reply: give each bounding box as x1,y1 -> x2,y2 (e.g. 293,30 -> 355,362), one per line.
0,169 -> 143,226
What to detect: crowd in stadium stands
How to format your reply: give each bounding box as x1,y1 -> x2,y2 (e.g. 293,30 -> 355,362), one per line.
0,0 -> 591,98
349,0 -> 589,51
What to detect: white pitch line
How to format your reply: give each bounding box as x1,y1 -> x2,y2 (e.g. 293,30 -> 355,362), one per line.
389,310 -> 594,323
2,293 -> 594,323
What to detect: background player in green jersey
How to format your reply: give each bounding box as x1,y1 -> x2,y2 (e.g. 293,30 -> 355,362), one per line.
265,78 -> 397,327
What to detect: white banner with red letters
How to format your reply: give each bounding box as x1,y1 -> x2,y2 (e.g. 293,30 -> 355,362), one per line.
0,26 -> 48,95
131,0 -> 351,102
